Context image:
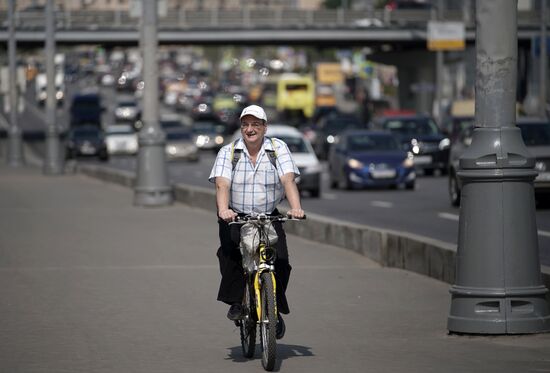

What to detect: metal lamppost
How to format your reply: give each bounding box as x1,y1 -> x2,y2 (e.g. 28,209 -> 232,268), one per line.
7,0 -> 24,167
540,0 -> 547,118
448,0 -> 550,334
43,0 -> 64,175
133,0 -> 173,206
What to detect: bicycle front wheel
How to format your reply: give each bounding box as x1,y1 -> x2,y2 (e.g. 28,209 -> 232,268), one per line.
240,278 -> 256,358
260,272 -> 277,371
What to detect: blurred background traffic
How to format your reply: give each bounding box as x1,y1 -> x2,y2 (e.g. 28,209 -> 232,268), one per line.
2,0 -> 550,265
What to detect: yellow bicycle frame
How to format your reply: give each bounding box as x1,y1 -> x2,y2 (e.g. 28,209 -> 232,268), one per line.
254,243 -> 277,320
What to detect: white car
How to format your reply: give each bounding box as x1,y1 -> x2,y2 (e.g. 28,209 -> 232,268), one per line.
267,124 -> 322,198
105,124 -> 138,155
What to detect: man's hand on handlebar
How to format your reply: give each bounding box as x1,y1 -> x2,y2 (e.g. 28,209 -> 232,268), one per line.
219,209 -> 238,222
287,208 -> 305,219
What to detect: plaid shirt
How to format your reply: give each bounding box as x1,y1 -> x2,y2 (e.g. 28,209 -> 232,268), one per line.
209,137 -> 300,214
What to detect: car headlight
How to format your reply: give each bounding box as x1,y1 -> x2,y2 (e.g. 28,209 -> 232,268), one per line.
326,135 -> 335,144
347,158 -> 364,169
215,135 -> 224,145
439,137 -> 451,150
402,153 -> 414,168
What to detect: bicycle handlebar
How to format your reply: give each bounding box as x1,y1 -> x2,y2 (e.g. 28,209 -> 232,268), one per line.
229,213 -> 306,225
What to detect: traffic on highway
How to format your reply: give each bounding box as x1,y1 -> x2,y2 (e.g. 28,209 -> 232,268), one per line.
7,44 -> 550,267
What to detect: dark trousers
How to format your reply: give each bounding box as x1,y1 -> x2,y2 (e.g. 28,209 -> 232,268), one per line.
216,216 -> 292,314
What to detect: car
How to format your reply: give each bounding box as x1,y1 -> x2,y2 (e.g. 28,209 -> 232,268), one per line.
159,114 -> 187,132
65,125 -> 109,161
328,130 -> 416,190
266,124 -> 322,198
311,113 -> 364,159
69,92 -> 104,127
104,124 -> 138,155
164,129 -> 199,162
192,117 -> 226,151
449,118 -> 550,206
370,114 -> 450,175
114,100 -> 141,124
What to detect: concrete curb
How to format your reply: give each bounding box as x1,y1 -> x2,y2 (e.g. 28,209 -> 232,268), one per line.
77,163 -> 550,292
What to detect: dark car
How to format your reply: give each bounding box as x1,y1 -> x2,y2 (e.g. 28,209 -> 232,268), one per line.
370,115 -> 450,175
311,113 -> 364,159
70,93 -> 104,127
65,125 -> 109,161
328,130 -> 416,190
448,118 -> 550,206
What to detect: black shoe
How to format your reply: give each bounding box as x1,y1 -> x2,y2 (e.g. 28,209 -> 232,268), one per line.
276,314 -> 286,340
227,304 -> 243,321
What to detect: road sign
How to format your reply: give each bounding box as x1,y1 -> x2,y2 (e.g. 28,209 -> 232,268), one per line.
427,21 -> 465,51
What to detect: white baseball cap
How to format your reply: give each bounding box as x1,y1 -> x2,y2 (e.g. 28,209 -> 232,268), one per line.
240,105 -> 267,122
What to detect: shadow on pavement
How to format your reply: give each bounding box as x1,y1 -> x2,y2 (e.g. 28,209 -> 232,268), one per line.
226,343 -> 314,371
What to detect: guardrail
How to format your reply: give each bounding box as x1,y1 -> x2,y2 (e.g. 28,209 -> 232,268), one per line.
0,9 -> 543,31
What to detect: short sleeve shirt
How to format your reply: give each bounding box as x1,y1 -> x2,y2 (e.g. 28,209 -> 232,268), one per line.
209,137 -> 300,214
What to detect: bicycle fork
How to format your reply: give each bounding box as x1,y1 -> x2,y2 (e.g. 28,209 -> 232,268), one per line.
254,243 -> 277,321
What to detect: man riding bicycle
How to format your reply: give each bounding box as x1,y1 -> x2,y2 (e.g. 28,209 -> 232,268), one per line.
209,104 -> 305,340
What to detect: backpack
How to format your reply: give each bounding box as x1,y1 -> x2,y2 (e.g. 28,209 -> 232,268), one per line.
230,137 -> 278,171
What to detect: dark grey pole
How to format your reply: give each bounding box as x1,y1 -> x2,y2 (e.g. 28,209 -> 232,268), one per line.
540,0 -> 547,118
134,0 -> 173,207
43,0 -> 63,175
434,0 -> 444,122
448,0 -> 550,334
7,0 -> 24,167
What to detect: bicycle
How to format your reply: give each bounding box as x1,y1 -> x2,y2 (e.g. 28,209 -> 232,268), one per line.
230,213 -> 305,371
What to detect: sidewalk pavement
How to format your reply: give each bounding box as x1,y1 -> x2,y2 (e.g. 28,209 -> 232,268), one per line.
1,162 -> 550,373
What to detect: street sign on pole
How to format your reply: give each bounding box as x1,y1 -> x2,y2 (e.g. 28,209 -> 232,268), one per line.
427,21 -> 466,51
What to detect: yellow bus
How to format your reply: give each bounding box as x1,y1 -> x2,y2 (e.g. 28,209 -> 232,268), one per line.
276,74 -> 315,119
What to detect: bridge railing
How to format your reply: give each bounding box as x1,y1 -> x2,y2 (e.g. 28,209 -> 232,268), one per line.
0,8 -> 542,32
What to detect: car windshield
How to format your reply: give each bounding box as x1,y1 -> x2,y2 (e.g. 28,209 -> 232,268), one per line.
322,119 -> 361,134
193,122 -> 224,134
161,121 -> 183,129
118,101 -> 136,107
275,136 -> 309,153
72,128 -> 100,138
518,122 -> 550,146
72,98 -> 100,111
348,134 -> 399,151
384,118 -> 439,136
166,131 -> 192,140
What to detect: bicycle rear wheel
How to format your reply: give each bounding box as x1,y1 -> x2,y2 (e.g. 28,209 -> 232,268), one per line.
240,277 -> 256,358
260,272 -> 277,371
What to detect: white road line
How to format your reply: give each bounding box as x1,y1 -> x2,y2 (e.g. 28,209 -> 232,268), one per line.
438,212 -> 460,221
371,200 -> 393,208
538,230 -> 550,237
321,193 -> 337,200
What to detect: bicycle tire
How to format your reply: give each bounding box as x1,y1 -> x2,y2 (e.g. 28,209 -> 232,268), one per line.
260,272 -> 277,371
240,277 -> 256,358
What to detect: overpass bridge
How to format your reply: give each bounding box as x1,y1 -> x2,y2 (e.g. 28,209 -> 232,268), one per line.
0,8 -> 543,46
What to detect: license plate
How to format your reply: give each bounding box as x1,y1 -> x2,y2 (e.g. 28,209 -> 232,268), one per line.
371,169 -> 396,179
414,155 -> 432,165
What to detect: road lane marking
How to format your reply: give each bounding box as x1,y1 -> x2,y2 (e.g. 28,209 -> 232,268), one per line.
322,193 -> 337,200
371,200 -> 393,208
438,212 -> 459,221
538,230 -> 550,237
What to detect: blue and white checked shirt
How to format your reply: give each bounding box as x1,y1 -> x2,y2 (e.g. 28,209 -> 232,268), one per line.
209,137 -> 300,214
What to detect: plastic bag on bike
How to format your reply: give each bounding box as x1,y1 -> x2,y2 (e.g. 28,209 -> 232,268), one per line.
240,223 -> 278,272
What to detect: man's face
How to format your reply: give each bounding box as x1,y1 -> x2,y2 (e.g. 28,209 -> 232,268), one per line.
240,115 -> 267,146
